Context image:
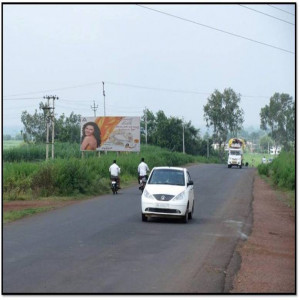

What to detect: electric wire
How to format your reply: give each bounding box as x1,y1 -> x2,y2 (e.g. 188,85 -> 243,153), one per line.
239,4 -> 295,25
105,81 -> 209,95
3,97 -> 42,101
3,81 -> 271,101
268,4 -> 295,16
106,81 -> 270,99
137,4 -> 294,54
3,82 -> 100,98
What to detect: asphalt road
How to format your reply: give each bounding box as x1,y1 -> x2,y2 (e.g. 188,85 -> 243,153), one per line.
3,164 -> 255,294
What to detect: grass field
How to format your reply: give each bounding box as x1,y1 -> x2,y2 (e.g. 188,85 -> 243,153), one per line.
3,140 -> 23,150
243,152 -> 275,167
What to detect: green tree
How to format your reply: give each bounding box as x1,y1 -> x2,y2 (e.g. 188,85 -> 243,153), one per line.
140,108 -> 156,144
182,121 -> 202,155
260,93 -> 295,151
14,133 -> 23,140
141,109 -> 205,155
21,102 -> 47,143
259,135 -> 274,153
3,134 -> 12,140
152,111 -> 179,150
55,112 -> 81,143
204,88 -> 244,154
21,102 -> 81,143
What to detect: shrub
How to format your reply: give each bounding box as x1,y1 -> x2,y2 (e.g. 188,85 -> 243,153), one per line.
271,151 -> 295,190
31,164 -> 56,197
257,163 -> 270,177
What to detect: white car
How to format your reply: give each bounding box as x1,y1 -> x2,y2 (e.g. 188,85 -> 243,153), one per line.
141,167 -> 195,223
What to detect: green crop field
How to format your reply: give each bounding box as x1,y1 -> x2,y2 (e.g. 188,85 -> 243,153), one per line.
3,140 -> 23,150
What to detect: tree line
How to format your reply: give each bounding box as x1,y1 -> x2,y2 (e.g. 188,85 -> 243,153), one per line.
19,88 -> 295,155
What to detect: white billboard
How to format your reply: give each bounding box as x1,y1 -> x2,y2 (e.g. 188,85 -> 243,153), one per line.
80,116 -> 140,152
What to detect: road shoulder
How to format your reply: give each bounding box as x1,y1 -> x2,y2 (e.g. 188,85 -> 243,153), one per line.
230,174 -> 295,293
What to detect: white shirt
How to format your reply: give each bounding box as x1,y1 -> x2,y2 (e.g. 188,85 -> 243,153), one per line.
109,163 -> 120,176
138,162 -> 149,176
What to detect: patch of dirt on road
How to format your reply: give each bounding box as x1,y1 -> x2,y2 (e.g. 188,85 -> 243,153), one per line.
231,174 -> 295,293
3,199 -> 79,212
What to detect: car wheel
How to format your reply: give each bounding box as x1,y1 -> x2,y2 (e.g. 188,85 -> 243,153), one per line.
188,202 -> 194,220
182,206 -> 189,223
228,165 -> 231,168
142,213 -> 148,222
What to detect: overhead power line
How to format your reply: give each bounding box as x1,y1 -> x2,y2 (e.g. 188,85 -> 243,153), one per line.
3,82 -> 100,98
137,4 -> 294,54
3,97 -> 42,101
239,4 -> 295,25
3,81 -> 271,101
268,4 -> 295,16
106,81 -> 210,95
106,81 -> 270,99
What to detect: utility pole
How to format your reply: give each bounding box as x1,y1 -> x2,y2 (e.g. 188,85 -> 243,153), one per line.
182,117 -> 185,154
42,97 -> 51,160
207,138 -> 210,158
51,96 -> 58,159
43,95 -> 59,160
144,107 -> 148,145
91,100 -> 98,117
102,81 -> 106,116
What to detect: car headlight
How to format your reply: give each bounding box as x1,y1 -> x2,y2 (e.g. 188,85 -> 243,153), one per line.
143,189 -> 155,200
173,191 -> 185,201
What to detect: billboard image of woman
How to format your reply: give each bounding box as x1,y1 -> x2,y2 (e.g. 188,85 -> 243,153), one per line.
80,121 -> 101,151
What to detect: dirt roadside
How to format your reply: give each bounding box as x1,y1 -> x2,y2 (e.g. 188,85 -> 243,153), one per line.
3,173 -> 296,293
230,174 -> 295,293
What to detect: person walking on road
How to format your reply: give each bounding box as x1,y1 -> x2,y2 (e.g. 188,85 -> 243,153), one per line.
109,160 -> 121,188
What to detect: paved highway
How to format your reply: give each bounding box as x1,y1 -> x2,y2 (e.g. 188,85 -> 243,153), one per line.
3,164 -> 255,293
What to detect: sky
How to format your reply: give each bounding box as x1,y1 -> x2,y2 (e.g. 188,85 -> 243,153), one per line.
2,2 -> 296,136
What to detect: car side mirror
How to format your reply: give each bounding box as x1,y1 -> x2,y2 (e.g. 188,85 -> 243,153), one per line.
187,180 -> 193,186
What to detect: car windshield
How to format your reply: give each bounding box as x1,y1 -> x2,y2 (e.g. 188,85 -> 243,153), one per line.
148,169 -> 185,186
230,150 -> 241,156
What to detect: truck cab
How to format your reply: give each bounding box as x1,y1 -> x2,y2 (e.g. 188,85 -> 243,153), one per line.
227,138 -> 245,169
228,148 -> 243,168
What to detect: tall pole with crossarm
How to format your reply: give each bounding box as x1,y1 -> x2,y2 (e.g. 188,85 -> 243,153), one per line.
102,81 -> 106,116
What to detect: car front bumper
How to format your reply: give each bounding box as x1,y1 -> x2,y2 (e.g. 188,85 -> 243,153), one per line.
228,160 -> 241,166
141,199 -> 188,216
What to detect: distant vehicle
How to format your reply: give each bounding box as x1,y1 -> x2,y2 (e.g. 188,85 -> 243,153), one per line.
227,138 -> 245,169
141,167 -> 194,223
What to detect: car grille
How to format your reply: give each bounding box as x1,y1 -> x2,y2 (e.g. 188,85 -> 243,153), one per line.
146,208 -> 181,214
153,194 -> 174,201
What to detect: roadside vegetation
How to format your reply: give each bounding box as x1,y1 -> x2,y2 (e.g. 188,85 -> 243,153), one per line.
3,143 -> 220,222
257,151 -> 295,209
3,144 -> 218,201
257,151 -> 295,190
